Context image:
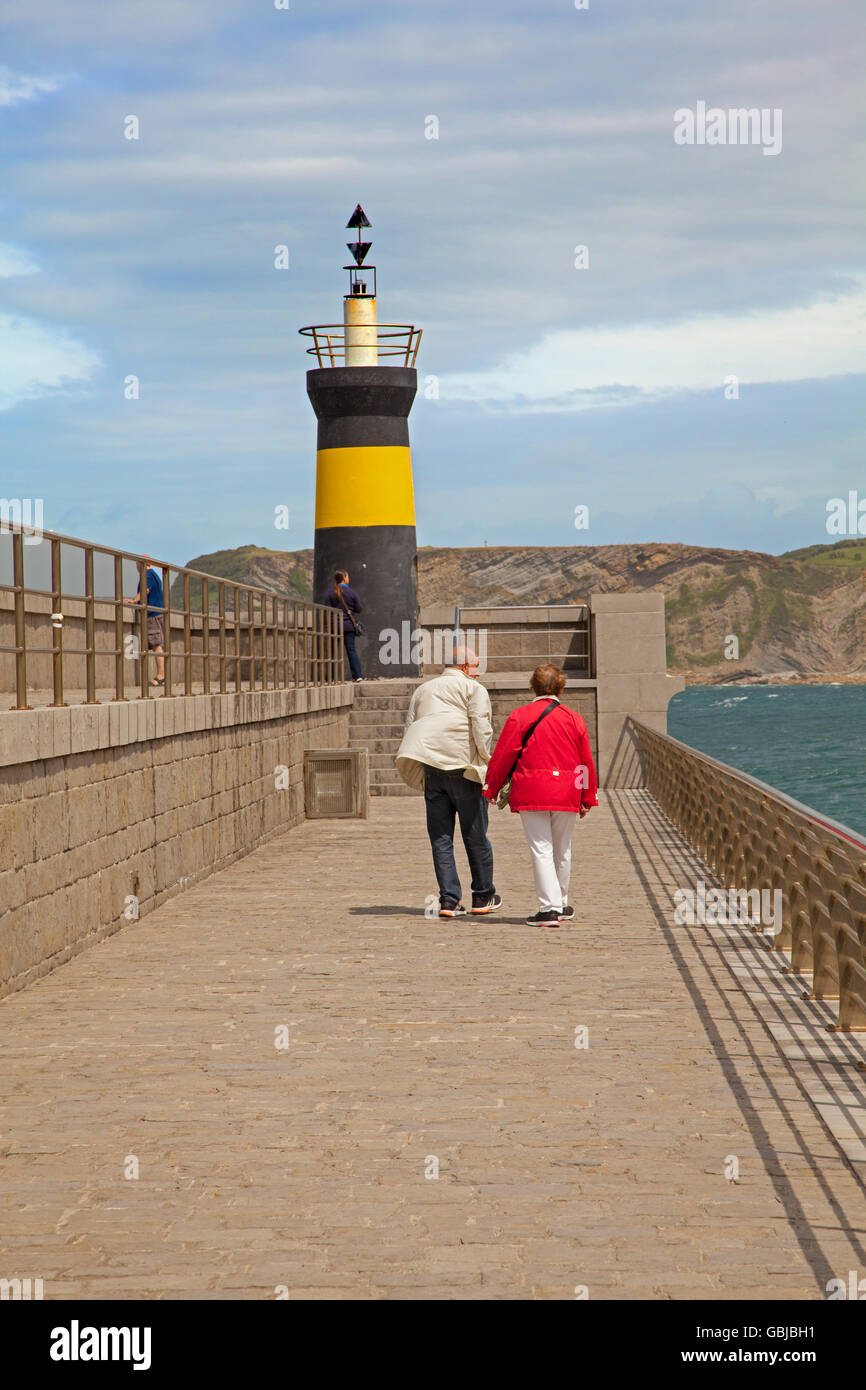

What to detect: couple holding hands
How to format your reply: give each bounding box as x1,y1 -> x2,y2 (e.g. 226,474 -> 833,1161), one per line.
396,649 -> 598,927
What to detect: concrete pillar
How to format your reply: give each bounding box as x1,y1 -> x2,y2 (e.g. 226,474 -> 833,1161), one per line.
590,592 -> 684,788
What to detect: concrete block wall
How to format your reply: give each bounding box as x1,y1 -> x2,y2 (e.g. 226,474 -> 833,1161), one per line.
0,684 -> 353,999
590,592 -> 684,787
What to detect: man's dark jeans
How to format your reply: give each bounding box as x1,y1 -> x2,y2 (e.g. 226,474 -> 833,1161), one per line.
343,631 -> 362,680
423,766 -> 495,904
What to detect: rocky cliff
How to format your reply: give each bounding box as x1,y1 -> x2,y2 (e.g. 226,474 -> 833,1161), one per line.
184,539 -> 866,683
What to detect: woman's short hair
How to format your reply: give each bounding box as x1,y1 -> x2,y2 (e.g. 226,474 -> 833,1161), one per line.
530,663 -> 566,697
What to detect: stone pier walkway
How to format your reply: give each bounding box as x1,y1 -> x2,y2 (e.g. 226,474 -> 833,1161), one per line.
1,793 -> 864,1300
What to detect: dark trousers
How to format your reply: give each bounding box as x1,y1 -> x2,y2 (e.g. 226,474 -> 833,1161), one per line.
423,766 -> 495,904
343,630 -> 362,680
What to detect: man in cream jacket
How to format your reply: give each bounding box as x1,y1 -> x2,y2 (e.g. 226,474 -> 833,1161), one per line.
396,647 -> 500,919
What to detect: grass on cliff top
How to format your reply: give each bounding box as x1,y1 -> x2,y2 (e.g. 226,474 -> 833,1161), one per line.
178,545 -> 312,605
184,545 -> 283,581
783,539 -> 866,568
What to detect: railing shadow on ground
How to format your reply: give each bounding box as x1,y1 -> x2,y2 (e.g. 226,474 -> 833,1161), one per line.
629,718 -> 866,1034
609,787 -> 866,1295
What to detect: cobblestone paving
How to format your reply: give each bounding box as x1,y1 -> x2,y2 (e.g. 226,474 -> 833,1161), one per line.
1,792 -> 864,1300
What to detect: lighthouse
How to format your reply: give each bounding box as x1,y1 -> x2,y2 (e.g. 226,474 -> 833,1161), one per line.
300,206 -> 422,679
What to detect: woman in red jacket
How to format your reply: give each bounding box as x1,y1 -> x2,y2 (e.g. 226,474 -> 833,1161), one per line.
483,663 -> 598,927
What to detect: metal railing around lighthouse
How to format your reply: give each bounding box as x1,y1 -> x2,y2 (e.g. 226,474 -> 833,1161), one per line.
0,523 -> 344,710
630,718 -> 866,1032
298,323 -> 422,368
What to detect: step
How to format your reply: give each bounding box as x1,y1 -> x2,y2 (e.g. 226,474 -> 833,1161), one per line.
349,707 -> 409,726
369,766 -> 409,783
348,728 -> 405,743
352,680 -> 421,695
349,737 -> 404,755
367,752 -> 404,770
350,692 -> 419,706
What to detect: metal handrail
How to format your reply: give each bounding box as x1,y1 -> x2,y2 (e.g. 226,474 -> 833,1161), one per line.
298,323 -> 422,369
0,523 -> 344,710
629,717 -> 866,1031
452,604 -> 592,677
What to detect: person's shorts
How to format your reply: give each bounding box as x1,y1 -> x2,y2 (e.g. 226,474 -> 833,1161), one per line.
146,615 -> 165,649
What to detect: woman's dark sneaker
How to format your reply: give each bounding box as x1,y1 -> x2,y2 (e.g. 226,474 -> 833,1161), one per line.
526,909 -> 560,928
559,905 -> 575,922
439,898 -> 467,918
471,892 -> 502,915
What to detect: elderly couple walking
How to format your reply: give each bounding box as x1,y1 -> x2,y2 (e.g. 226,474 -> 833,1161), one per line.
396,648 -> 598,927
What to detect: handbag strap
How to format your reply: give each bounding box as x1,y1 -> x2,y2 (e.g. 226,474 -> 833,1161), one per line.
336,586 -> 358,631
505,699 -> 561,782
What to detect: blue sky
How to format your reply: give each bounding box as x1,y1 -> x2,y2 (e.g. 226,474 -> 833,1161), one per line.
1,0 -> 863,565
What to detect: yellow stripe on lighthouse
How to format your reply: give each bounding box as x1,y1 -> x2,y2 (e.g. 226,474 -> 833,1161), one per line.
315,446 -> 416,529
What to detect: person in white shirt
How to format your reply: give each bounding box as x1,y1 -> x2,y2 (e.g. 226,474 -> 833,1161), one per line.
396,647 -> 501,919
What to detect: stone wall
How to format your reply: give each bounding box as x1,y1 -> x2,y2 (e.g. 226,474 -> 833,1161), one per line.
0,685 -> 353,999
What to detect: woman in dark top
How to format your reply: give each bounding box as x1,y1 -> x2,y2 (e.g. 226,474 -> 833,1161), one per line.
326,569 -> 363,681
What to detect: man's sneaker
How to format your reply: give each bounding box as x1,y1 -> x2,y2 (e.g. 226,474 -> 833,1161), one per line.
526,909 -> 561,928
559,905 -> 575,923
439,898 -> 467,918
471,892 -> 502,915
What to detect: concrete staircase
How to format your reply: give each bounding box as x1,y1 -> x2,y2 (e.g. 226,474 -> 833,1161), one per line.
348,678 -> 423,796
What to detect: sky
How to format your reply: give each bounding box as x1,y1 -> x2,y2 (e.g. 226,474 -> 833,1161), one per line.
1,0 -> 864,566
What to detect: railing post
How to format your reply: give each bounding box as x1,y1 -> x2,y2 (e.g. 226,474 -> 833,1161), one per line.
84,546 -> 97,704
202,578 -> 210,695
183,573 -> 192,695
137,560 -> 150,699
293,601 -> 299,687
247,590 -> 255,690
272,595 -> 279,689
50,536 -> 65,707
234,586 -> 242,692
218,582 -> 227,694
162,565 -> 173,696
11,529 -> 30,710
114,553 -> 126,701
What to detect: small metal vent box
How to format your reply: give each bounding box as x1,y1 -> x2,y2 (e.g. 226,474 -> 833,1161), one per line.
304,749 -> 369,819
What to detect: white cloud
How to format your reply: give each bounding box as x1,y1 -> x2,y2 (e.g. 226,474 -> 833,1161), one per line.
0,243 -> 39,277
439,283 -> 866,413
0,313 -> 100,411
0,65 -> 60,107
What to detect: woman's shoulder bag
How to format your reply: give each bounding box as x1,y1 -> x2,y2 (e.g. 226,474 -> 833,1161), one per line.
336,587 -> 364,636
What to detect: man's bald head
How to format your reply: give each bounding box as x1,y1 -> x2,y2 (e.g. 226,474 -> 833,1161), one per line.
453,645 -> 480,678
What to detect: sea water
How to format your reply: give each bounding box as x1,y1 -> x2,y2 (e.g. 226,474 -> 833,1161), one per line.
667,684 -> 866,840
